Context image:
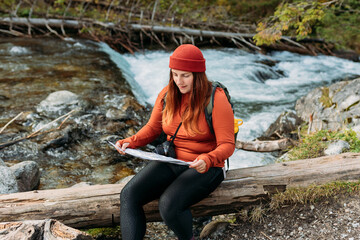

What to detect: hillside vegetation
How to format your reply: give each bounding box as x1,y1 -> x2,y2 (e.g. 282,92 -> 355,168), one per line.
0,0 -> 358,53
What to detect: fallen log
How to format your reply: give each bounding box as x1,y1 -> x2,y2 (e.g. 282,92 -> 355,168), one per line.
235,138 -> 294,152
0,17 -> 310,50
0,219 -> 93,240
0,152 -> 359,228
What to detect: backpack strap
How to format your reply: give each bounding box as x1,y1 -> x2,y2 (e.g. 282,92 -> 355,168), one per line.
205,81 -> 233,135
204,84 -> 217,134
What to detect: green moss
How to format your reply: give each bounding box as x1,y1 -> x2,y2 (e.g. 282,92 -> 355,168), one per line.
84,226 -> 121,239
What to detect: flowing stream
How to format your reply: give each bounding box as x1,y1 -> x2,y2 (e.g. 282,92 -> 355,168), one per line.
1,38 -> 360,189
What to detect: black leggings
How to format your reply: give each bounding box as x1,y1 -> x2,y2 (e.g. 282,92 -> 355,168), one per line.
120,161 -> 224,240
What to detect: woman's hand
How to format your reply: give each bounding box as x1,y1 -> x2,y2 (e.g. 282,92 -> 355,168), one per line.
189,159 -> 207,173
115,141 -> 130,155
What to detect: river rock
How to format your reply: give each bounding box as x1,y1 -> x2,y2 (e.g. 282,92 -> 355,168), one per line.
295,78 -> 360,131
104,94 -> 147,121
324,140 -> 350,156
0,165 -> 18,194
261,110 -> 303,140
36,90 -> 81,118
10,161 -> 40,192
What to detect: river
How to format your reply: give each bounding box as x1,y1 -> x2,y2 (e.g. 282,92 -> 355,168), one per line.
0,38 -> 359,189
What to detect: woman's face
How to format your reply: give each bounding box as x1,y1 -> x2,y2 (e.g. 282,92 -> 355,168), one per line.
171,69 -> 194,94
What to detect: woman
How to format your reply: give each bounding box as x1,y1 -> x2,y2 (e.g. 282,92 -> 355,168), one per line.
116,44 -> 235,240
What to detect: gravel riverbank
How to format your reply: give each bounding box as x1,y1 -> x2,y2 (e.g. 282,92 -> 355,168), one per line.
141,192 -> 360,240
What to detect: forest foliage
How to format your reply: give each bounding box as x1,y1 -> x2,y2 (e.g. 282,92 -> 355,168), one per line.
253,0 -> 360,52
0,0 -> 358,52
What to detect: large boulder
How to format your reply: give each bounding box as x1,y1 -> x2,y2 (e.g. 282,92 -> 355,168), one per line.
295,78 -> 360,131
261,110 -> 303,140
10,161 -> 40,192
36,90 -> 81,118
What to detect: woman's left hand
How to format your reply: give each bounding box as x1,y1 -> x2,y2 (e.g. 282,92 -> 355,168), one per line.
189,159 -> 207,173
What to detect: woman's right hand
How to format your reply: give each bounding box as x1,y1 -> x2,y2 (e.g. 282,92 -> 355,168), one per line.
115,140 -> 130,155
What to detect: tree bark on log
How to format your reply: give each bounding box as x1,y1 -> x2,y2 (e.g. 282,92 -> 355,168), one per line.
235,138 -> 294,152
0,219 -> 93,239
0,152 -> 359,229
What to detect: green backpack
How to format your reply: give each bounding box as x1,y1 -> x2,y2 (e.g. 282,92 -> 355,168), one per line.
205,81 -> 242,141
206,81 -> 243,170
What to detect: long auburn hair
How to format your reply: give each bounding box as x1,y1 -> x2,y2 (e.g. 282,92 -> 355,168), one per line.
163,70 -> 212,135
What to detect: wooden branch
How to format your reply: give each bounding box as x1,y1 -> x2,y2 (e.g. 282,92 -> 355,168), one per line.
129,24 -> 256,39
150,31 -> 167,49
0,109 -> 75,149
0,152 -> 359,228
27,109 -> 76,138
0,17 -> 82,28
151,0 -> 159,23
282,36 -> 306,49
235,138 -> 294,152
0,28 -> 23,36
60,0 -> 73,36
105,0 -> 115,21
13,0 -> 23,17
0,112 -> 23,134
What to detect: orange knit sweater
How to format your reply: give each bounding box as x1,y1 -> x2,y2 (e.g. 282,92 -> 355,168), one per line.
118,85 -> 235,172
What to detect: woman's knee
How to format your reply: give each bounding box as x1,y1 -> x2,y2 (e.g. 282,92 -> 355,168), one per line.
158,193 -> 177,221
120,182 -> 137,204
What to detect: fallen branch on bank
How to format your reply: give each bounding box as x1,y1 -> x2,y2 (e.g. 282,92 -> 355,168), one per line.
235,138 -> 294,152
0,152 -> 359,228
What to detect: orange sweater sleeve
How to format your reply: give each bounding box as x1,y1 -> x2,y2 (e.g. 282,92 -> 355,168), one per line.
196,88 -> 235,171
117,86 -> 168,148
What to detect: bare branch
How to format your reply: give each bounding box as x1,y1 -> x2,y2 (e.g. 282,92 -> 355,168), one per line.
27,109 -> 76,138
0,112 -> 23,134
105,0 -> 115,21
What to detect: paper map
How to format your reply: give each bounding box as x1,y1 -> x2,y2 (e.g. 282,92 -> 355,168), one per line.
106,141 -> 190,166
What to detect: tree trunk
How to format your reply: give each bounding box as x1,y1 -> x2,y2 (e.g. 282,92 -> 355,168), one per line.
0,152 -> 359,228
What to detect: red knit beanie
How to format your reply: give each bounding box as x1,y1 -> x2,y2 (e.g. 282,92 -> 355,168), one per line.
169,44 -> 206,72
